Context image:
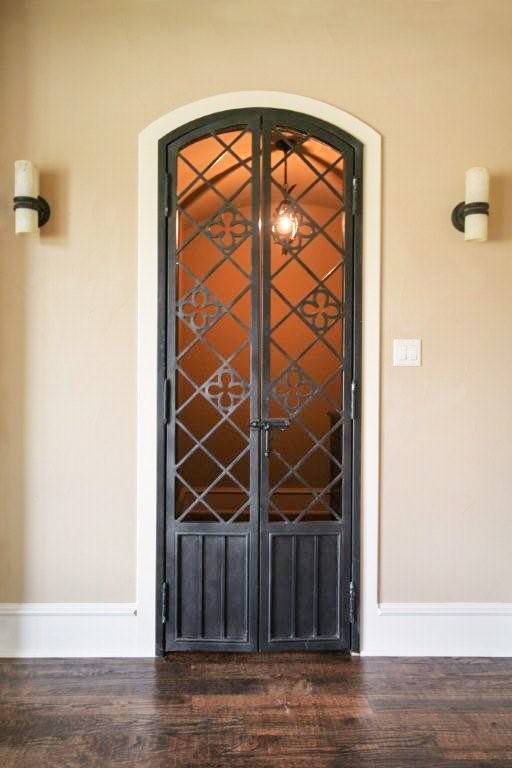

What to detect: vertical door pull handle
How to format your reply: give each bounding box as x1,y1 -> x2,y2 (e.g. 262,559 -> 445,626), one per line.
263,419 -> 290,457
263,423 -> 272,458
249,419 -> 290,457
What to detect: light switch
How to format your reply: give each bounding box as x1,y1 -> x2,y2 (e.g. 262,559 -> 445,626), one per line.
393,338 -> 421,366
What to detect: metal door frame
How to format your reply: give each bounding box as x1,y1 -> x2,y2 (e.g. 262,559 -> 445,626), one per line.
156,108 -> 362,654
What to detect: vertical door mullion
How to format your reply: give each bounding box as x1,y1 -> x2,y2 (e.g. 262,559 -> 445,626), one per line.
258,115 -> 273,650
156,136 -> 170,654
248,114 -> 262,649
340,148 -> 355,650
165,142 -> 178,652
350,148 -> 363,652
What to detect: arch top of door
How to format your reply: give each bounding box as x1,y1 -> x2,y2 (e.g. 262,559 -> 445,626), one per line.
140,91 -> 380,148
136,91 -> 381,657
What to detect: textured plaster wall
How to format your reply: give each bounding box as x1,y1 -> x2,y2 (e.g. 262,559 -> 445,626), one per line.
0,0 -> 511,601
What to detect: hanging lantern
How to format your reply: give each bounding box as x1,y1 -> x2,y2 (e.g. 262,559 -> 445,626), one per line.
272,198 -> 299,244
271,140 -> 300,250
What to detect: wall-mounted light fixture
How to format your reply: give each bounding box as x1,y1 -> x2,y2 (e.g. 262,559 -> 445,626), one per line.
13,160 -> 51,234
451,167 -> 489,242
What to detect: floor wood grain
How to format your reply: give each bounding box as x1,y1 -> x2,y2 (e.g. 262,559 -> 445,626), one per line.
1,654 -> 512,767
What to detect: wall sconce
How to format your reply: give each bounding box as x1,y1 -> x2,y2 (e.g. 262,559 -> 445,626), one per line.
13,160 -> 51,234
451,167 -> 489,242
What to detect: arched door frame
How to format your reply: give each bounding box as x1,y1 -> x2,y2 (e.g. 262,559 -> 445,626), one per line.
137,92 -> 381,656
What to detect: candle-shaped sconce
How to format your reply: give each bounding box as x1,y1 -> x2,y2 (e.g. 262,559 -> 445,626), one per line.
464,167 -> 489,242
451,167 -> 490,242
13,160 -> 51,234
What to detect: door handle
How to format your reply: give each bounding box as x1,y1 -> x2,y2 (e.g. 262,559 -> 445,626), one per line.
250,419 -> 290,430
262,419 -> 290,458
264,419 -> 290,430
249,418 -> 290,457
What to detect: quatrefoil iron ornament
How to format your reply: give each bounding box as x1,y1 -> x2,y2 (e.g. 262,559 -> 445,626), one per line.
208,206 -> 252,255
177,287 -> 222,333
297,286 -> 342,334
203,366 -> 248,415
272,365 -> 317,415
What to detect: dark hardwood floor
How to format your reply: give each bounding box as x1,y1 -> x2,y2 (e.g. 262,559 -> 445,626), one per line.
1,654 -> 512,767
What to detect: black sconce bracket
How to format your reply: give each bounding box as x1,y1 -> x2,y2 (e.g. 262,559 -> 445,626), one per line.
451,201 -> 489,233
13,195 -> 51,228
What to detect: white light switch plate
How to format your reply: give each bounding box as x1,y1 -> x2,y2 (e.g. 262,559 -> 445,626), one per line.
393,338 -> 421,366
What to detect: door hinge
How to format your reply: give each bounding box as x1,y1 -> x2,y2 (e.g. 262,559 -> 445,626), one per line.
352,177 -> 360,216
164,172 -> 172,217
161,581 -> 169,624
163,378 -> 171,424
350,380 -> 358,420
349,581 -> 357,624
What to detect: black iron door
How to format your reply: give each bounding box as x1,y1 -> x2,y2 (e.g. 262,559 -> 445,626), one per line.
158,109 -> 361,653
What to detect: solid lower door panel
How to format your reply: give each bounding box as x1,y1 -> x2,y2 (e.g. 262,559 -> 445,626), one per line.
167,528 -> 257,651
260,528 -> 348,650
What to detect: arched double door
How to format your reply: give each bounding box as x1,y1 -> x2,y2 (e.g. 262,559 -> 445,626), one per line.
157,109 -> 361,652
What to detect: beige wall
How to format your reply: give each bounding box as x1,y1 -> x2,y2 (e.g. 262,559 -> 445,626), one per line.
1,0 -> 511,603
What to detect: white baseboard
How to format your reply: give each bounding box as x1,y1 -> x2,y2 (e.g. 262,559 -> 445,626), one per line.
378,602 -> 512,616
0,603 -> 138,616
0,603 -> 147,657
3,601 -> 512,657
360,602 -> 512,657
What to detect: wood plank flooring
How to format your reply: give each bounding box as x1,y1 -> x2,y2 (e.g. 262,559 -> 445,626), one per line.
1,654 -> 512,767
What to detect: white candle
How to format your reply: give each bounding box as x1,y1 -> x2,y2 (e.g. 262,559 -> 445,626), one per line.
464,166 -> 489,242
14,160 -> 39,234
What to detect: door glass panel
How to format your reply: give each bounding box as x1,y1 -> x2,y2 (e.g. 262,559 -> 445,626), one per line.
174,127 -> 255,523
266,126 -> 346,523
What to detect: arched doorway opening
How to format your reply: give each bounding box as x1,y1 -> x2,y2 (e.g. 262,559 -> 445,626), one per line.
157,108 -> 362,652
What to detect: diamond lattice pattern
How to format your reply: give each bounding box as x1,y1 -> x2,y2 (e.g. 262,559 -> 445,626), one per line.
174,128 -> 254,523
267,127 -> 346,522
172,124 -> 347,524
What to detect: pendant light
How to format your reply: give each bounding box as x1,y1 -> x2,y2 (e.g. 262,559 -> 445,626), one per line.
272,140 -> 300,250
